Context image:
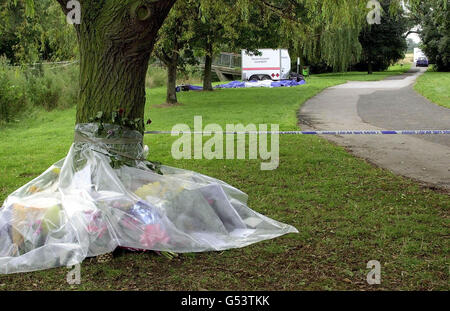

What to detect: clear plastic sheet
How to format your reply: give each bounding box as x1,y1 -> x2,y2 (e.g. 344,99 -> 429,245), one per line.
0,124 -> 298,274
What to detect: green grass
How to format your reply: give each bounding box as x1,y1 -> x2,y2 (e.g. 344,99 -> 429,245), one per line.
0,66 -> 449,291
414,68 -> 450,109
316,64 -> 411,81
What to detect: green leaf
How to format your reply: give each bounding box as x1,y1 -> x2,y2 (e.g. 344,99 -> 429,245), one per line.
24,0 -> 35,17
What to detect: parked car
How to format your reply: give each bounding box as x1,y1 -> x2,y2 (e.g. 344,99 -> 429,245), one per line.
414,48 -> 426,63
416,57 -> 429,67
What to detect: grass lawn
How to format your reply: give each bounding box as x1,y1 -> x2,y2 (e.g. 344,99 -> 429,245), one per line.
1,65 -> 448,291
414,68 -> 450,109
316,64 -> 411,82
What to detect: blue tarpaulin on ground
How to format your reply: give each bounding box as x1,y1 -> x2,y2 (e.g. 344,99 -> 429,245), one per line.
217,79 -> 306,89
176,85 -> 203,92
216,80 -> 246,88
270,79 -> 306,87
176,79 -> 306,92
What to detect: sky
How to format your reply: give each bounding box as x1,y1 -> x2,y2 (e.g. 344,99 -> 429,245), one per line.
407,32 -> 421,43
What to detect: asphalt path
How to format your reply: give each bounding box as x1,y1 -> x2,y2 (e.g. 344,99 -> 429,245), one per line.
298,67 -> 450,190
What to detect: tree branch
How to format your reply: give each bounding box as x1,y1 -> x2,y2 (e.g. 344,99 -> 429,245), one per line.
256,0 -> 300,23
403,30 -> 420,38
156,49 -> 172,66
56,0 -> 70,15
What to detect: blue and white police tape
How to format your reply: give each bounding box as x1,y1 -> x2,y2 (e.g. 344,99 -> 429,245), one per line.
145,130 -> 450,135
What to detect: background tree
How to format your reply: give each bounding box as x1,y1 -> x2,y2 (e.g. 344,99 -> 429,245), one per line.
355,0 -> 409,74
0,0 -> 77,64
189,0 -> 370,88
255,0 -> 369,73
188,0 -> 247,91
154,0 -> 197,105
418,0 -> 449,71
154,0 -> 288,98
187,0 -> 290,90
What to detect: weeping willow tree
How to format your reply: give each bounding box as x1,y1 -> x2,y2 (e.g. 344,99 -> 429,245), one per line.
231,0 -> 368,72
254,0 -> 419,72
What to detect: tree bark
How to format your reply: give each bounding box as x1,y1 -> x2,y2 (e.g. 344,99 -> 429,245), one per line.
368,62 -> 373,75
203,42 -> 214,91
59,0 -> 177,129
166,53 -> 179,104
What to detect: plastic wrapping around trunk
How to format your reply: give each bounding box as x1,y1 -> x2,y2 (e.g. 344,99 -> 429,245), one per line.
0,123 -> 298,274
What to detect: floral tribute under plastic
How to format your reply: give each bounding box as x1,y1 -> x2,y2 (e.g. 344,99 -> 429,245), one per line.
0,123 -> 298,274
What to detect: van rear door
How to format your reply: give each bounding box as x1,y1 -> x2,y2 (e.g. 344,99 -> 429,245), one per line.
280,49 -> 291,79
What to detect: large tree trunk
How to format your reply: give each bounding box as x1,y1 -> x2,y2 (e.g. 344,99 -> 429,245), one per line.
166,53 -> 179,104
203,42 -> 214,91
57,0 -> 177,130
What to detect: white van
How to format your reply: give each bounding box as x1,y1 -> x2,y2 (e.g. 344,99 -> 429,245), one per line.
241,49 -> 291,81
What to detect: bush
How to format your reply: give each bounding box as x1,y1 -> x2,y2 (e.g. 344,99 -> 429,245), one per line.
27,70 -> 61,111
145,66 -> 167,88
0,57 -> 28,123
0,59 -> 79,124
26,64 -> 79,110
419,1 -> 450,72
177,65 -> 203,85
1,59 -> 206,125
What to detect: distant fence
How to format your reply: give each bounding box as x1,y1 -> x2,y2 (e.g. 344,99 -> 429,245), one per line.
150,52 -> 241,69
149,52 -> 242,81
210,52 -> 241,69
5,60 -> 79,71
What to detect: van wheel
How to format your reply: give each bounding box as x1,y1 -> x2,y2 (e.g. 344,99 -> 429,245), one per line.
249,75 -> 260,81
261,75 -> 272,81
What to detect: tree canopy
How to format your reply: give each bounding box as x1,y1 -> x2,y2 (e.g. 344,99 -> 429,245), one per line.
415,0 -> 449,71
154,0 -> 198,103
355,0 -> 409,74
10,0 -> 419,68
0,0 -> 76,64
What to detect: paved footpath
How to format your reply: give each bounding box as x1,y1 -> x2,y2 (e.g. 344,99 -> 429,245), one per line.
298,67 -> 450,190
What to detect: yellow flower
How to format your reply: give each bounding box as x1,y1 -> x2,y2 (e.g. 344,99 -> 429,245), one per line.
52,168 -> 61,175
135,182 -> 162,198
28,185 -> 41,194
